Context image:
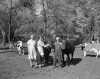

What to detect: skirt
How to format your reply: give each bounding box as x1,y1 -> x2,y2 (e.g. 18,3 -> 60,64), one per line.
37,46 -> 44,56
28,47 -> 37,60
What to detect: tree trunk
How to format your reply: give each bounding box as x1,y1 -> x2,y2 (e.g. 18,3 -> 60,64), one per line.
1,30 -> 6,46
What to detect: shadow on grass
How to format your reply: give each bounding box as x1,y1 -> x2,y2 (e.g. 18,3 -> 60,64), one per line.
86,54 -> 100,58
43,56 -> 53,67
70,58 -> 82,65
86,54 -> 96,57
43,56 -> 82,68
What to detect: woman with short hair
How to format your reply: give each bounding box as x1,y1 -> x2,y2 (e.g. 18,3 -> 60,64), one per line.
27,34 -> 37,67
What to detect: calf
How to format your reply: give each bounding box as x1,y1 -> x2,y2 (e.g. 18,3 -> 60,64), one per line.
16,41 -> 24,55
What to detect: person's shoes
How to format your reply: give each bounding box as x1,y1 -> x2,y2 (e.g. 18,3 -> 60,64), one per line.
58,66 -> 63,69
53,66 -> 57,69
34,64 -> 38,68
19,54 -> 21,56
38,64 -> 42,68
30,64 -> 33,68
32,64 -> 35,68
44,63 -> 48,67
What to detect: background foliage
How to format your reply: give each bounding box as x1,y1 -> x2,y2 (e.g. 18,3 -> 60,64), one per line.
0,0 -> 100,45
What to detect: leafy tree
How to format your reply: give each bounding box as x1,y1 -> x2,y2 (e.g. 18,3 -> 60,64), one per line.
1,0 -> 100,46
0,0 -> 21,45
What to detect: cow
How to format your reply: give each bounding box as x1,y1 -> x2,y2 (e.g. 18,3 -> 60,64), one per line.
61,39 -> 76,66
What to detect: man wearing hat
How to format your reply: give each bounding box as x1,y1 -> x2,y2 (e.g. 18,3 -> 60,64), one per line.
53,37 -> 63,68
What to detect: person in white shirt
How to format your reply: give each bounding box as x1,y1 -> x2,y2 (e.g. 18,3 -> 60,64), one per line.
37,36 -> 49,67
37,36 -> 45,57
27,34 -> 37,67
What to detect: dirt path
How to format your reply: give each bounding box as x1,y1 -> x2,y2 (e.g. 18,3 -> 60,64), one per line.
0,48 -> 100,79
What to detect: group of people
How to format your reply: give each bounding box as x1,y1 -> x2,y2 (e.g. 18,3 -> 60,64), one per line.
17,34 -> 100,68
27,34 -> 48,68
27,34 -> 65,68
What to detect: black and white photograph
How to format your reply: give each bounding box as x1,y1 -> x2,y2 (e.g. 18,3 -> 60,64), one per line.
0,0 -> 100,79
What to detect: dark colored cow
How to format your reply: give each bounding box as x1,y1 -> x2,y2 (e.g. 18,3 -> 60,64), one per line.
43,41 -> 52,66
61,37 -> 82,66
62,39 -> 75,65
44,46 -> 51,65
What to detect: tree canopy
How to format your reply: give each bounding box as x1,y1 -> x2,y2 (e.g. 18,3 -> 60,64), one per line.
0,0 -> 100,44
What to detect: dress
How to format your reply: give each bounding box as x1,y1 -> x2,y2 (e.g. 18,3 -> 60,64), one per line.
27,39 -> 37,60
37,40 -> 45,56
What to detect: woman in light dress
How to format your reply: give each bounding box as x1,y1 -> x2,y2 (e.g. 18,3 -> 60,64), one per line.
27,34 -> 37,67
37,36 -> 49,67
37,36 -> 45,57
